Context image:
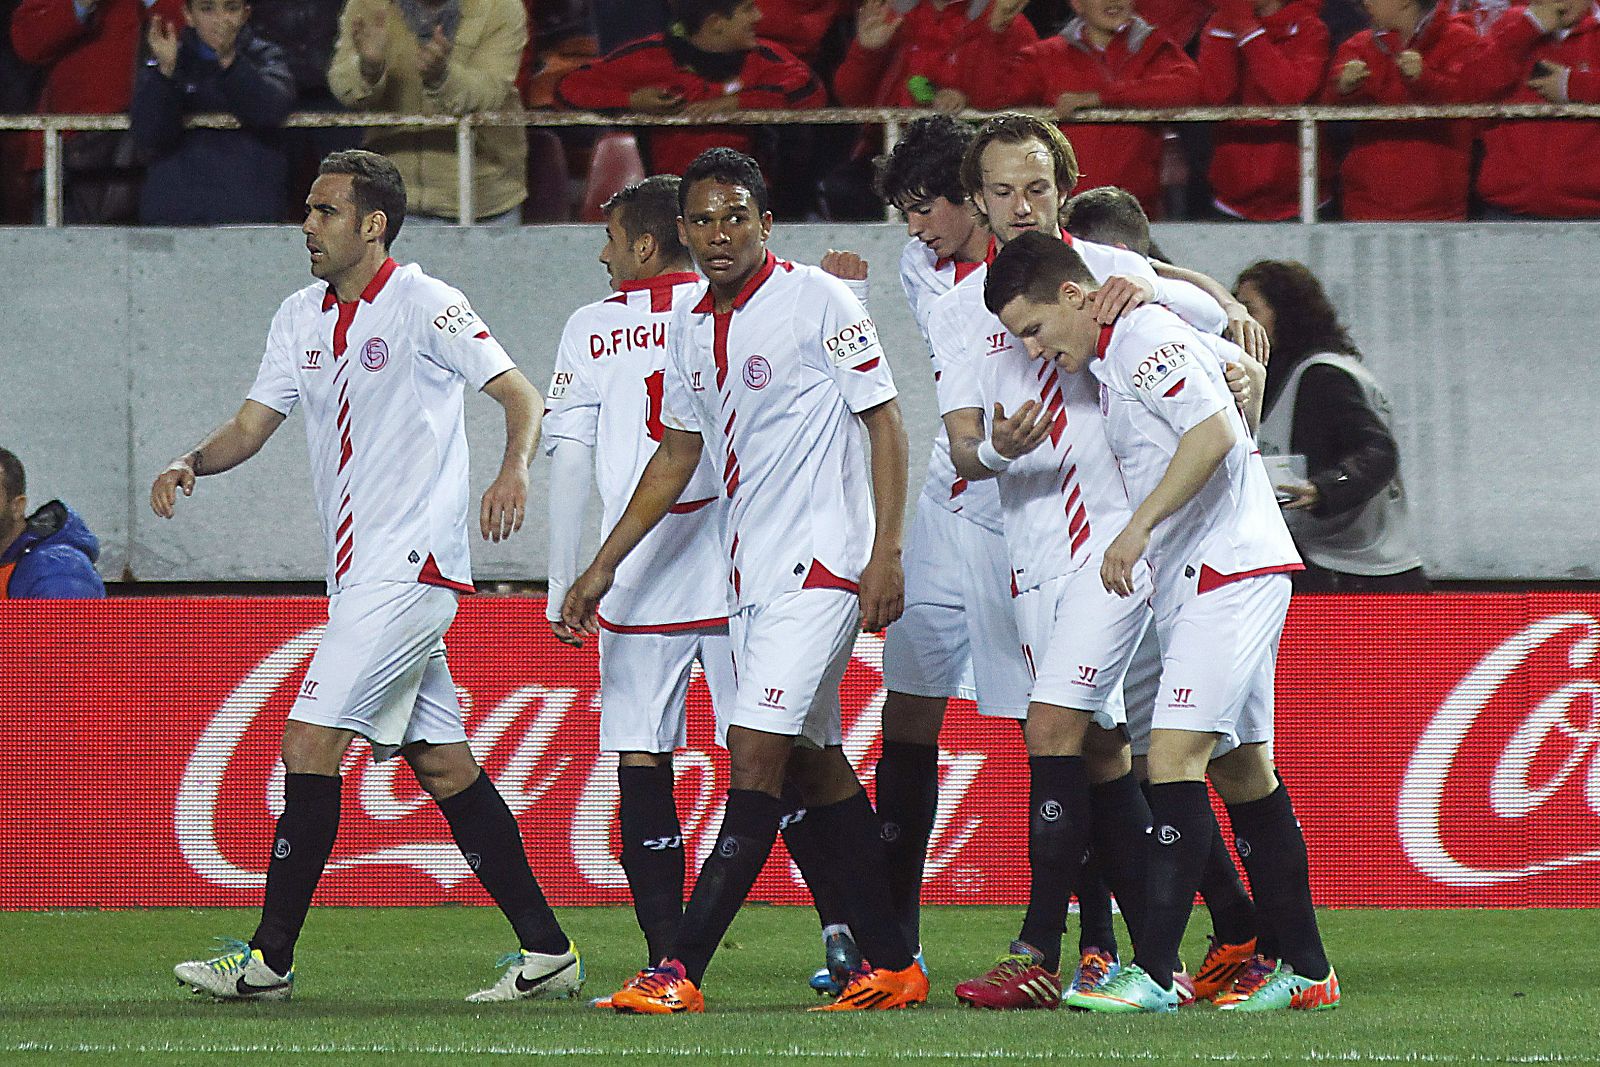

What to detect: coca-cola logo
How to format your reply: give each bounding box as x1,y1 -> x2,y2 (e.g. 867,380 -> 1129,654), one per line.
1398,612 -> 1600,887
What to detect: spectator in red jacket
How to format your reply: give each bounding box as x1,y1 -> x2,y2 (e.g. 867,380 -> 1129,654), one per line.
12,0 -> 184,220
984,0 -> 1201,218
556,0 -> 824,178
1197,0 -> 1331,219
1137,0 -> 1219,47
833,0 -> 1039,109
1325,0 -> 1480,219
755,0 -> 853,63
1464,0 -> 1600,217
1449,0 -> 1513,32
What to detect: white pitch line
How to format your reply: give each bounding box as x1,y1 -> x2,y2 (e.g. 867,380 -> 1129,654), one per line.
2,1044 -> 1588,1063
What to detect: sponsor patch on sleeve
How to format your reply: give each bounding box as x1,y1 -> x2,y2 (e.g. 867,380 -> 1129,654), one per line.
1131,343 -> 1191,394
824,317 -> 881,367
547,370 -> 572,400
432,298 -> 483,338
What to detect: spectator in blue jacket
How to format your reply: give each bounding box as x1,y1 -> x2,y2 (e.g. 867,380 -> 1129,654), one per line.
0,448 -> 104,599
130,0 -> 296,223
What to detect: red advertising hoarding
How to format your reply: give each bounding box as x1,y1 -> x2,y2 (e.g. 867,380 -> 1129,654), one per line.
2,594 -> 1596,908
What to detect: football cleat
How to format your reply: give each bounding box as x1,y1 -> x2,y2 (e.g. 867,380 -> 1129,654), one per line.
610,959 -> 705,1014
1217,963 -> 1340,1012
809,961 -> 929,1011
1191,935 -> 1258,1001
953,943 -> 1061,1010
1174,966 -> 1198,1007
808,927 -> 865,996
1065,962 -> 1178,1014
174,938 -> 293,1001
466,944 -> 585,1003
1211,953 -> 1277,1007
1065,946 -> 1119,1000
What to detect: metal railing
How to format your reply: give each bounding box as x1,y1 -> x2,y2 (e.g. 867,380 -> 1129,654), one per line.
4,102 -> 1598,227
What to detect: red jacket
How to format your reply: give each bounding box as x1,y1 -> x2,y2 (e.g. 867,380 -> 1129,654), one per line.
754,0 -> 852,63
1136,0 -> 1218,48
1323,8 -> 1480,219
1197,0 -> 1330,219
12,0 -> 185,169
832,1 -> 1038,107
987,17 -> 1201,217
1462,7 -> 1600,216
556,33 -> 825,177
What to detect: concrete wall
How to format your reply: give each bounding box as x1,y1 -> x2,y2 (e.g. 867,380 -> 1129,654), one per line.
2,222 -> 1595,582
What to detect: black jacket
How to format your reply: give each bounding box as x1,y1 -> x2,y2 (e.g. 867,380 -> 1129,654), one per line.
1266,358 -> 1399,520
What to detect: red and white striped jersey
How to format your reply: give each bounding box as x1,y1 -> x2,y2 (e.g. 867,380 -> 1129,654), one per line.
1090,305 -> 1301,614
662,252 -> 898,611
542,271 -> 730,630
246,259 -> 513,594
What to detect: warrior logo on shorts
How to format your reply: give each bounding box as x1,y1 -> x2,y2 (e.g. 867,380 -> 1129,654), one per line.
361,337 -> 389,372
759,687 -> 785,710
1157,825 -> 1182,845
273,838 -> 291,860
743,354 -> 772,390
718,837 -> 741,859
1039,800 -> 1063,823
1170,687 -> 1196,709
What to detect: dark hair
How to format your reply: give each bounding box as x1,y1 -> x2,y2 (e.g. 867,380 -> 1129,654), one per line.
671,0 -> 743,35
319,149 -> 407,249
679,147 -> 770,218
984,230 -> 1095,316
873,114 -> 974,209
960,113 -> 1080,215
1063,186 -> 1168,262
0,447 -> 22,500
1235,259 -> 1359,367
604,174 -> 690,264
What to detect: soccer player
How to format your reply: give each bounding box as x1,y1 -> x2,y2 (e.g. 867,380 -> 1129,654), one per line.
985,230 -> 1340,1014
564,147 -> 927,1014
156,150 -> 580,1004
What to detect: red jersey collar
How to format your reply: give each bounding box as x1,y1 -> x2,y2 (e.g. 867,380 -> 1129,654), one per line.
322,256 -> 398,311
617,270 -> 701,295
692,251 -> 778,314
937,234 -> 998,276
1095,323 -> 1115,360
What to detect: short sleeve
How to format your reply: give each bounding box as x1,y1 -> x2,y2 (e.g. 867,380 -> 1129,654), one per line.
541,315 -> 602,452
661,306 -> 702,434
245,302 -> 300,416
930,294 -> 982,415
419,285 -> 516,390
1125,333 -> 1229,436
812,273 -> 897,413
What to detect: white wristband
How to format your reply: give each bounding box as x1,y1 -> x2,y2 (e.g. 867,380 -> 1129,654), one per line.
977,439 -> 1013,473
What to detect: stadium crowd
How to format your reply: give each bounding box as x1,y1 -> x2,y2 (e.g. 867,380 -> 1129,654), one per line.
3,0 -> 1599,224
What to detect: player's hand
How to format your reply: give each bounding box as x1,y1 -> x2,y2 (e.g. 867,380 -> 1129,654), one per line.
629,86 -> 685,113
820,249 -> 869,281
857,552 -> 904,632
147,16 -> 180,78
1089,274 -> 1153,325
150,457 -> 196,518
991,400 -> 1052,460
352,7 -> 389,81
549,619 -> 584,648
479,467 -> 527,542
1396,49 -> 1423,80
417,25 -> 452,90
1337,59 -> 1370,94
1225,303 -> 1270,363
1224,360 -> 1253,408
1101,521 -> 1150,597
562,563 -> 615,635
988,0 -> 1029,31
1529,62 -> 1570,101
1277,480 -> 1321,511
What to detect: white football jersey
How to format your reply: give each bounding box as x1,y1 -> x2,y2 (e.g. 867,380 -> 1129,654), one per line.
662,252 -> 898,611
543,271 -> 730,629
1090,305 -> 1301,614
247,259 -> 514,594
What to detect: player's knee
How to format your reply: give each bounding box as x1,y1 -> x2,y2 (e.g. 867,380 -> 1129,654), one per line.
881,691 -> 946,744
1022,704 -> 1090,756
279,721 -> 354,776
1207,744 -> 1277,804
618,751 -> 673,769
1084,727 -> 1132,783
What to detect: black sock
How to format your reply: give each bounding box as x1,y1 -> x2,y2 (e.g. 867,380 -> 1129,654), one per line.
618,763 -> 685,965
1134,780 -> 1212,990
779,784 -> 850,930
1073,850 -> 1117,959
1226,783 -> 1329,980
674,788 -> 782,985
252,772 -> 341,975
1088,772 -> 1151,953
1197,799 -> 1256,946
807,789 -> 914,972
436,772 -> 567,955
872,740 -> 939,950
1016,756 -> 1090,974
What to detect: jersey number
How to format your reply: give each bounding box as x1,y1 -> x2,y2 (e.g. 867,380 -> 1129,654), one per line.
644,370 -> 666,443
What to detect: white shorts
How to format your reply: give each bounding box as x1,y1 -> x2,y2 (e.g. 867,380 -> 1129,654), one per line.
1153,573 -> 1292,758
1015,563 -> 1152,732
598,625 -> 735,753
1122,625 -> 1163,757
726,588 -> 858,748
289,582 -> 467,761
881,495 -> 1031,718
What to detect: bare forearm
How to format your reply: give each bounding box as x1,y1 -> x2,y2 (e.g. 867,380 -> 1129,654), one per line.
1240,355 -> 1267,432
1128,411 -> 1234,535
863,400 -> 909,559
484,368 -> 542,474
944,410 -> 998,481
182,402 -> 282,474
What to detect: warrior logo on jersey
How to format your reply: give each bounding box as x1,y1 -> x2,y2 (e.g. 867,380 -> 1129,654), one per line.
432,299 -> 481,338
824,317 -> 879,365
548,370 -> 572,400
1132,343 -> 1190,393
743,354 -> 772,390
361,337 -> 389,372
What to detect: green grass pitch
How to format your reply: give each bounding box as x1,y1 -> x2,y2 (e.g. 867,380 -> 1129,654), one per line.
2,907 -> 1596,1065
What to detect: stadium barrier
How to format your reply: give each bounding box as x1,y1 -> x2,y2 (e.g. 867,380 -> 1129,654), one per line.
5,102 -> 1600,227
4,592 -> 1597,910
